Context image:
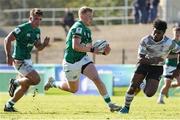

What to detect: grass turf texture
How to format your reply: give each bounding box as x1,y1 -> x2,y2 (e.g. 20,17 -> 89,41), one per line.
0,87 -> 180,120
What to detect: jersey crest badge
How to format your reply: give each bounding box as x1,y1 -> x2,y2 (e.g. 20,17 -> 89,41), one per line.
14,28 -> 21,34
76,27 -> 82,34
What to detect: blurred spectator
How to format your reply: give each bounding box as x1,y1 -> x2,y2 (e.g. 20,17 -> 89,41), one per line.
149,0 -> 160,23
133,0 -> 149,24
146,0 -> 151,23
0,29 -> 8,63
0,44 -> 6,64
62,8 -> 75,35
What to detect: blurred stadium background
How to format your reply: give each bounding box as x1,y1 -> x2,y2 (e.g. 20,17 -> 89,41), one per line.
0,0 -> 180,119
0,0 -> 180,64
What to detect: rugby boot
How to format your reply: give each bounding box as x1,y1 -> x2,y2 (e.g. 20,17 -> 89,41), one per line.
8,79 -> 18,97
108,103 -> 122,112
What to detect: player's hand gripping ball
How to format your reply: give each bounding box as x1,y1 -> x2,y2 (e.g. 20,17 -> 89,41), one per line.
93,40 -> 111,55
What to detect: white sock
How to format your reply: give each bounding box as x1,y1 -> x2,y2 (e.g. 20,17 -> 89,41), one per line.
124,93 -> 135,108
52,81 -> 61,88
140,82 -> 145,90
159,93 -> 164,101
6,100 -> 15,108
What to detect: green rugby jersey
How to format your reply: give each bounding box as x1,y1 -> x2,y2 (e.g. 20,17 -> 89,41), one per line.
166,40 -> 180,66
64,21 -> 92,63
12,22 -> 40,60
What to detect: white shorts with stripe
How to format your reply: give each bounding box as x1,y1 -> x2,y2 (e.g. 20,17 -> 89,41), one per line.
13,59 -> 35,76
163,65 -> 176,79
62,55 -> 92,81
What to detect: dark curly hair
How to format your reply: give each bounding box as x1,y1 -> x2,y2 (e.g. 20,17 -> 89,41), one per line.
153,19 -> 167,32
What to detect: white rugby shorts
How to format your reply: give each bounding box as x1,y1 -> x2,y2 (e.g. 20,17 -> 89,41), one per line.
13,59 -> 34,76
163,65 -> 176,79
62,55 -> 92,81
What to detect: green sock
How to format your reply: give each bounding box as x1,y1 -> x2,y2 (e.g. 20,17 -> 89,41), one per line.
103,94 -> 111,104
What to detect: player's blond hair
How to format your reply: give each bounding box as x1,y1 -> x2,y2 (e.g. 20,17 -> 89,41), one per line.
30,8 -> 43,17
78,6 -> 93,17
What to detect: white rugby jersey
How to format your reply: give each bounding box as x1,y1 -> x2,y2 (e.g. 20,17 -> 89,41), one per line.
138,35 -> 180,66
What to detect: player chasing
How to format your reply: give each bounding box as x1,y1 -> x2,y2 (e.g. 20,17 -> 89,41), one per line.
119,19 -> 180,114
44,6 -> 121,112
157,23 -> 180,104
4,8 -> 50,112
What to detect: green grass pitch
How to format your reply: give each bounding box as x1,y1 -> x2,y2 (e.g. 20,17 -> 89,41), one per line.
0,87 -> 180,120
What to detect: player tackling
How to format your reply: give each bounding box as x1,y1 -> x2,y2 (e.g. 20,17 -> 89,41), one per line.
119,19 -> 180,114
44,6 -> 121,112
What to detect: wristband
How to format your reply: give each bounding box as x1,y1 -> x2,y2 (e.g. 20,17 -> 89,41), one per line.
90,47 -> 94,53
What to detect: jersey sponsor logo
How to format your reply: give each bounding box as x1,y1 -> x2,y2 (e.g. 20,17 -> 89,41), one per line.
76,27 -> 82,34
27,43 -> 34,47
14,28 -> 21,34
27,33 -> 31,37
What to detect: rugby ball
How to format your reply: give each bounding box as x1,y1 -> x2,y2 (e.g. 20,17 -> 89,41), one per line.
93,39 -> 108,53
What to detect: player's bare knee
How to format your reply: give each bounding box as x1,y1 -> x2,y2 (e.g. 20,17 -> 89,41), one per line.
20,79 -> 31,88
145,93 -> 154,97
29,75 -> 41,85
144,91 -> 155,97
32,77 -> 41,85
